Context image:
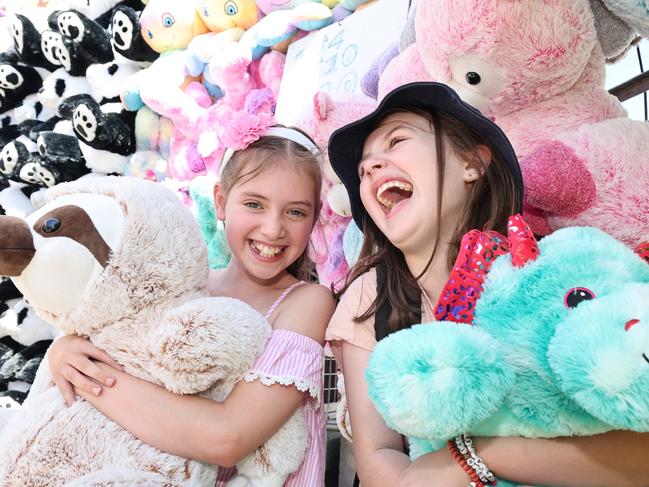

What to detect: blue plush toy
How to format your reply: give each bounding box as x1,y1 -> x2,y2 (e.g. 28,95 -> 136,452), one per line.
366,215 -> 649,487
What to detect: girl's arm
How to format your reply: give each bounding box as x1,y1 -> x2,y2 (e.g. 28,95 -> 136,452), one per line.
342,339 -> 649,487
341,340 -> 469,487
49,284 -> 335,467
402,432 -> 649,487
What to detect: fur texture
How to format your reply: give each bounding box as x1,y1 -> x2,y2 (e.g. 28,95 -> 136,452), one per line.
376,0 -> 649,245
0,177 -> 307,486
367,219 -> 649,487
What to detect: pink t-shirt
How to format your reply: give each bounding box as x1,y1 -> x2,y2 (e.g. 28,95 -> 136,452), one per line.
215,329 -> 326,486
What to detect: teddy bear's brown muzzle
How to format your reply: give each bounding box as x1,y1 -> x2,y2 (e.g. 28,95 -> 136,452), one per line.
0,216 -> 35,276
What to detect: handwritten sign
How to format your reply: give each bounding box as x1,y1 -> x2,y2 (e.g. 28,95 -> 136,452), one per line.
275,0 -> 409,126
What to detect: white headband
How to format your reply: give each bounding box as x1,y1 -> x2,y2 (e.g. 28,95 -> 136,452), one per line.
219,126 -> 320,176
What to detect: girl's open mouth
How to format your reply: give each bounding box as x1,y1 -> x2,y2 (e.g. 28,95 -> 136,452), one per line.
249,240 -> 286,259
376,180 -> 413,214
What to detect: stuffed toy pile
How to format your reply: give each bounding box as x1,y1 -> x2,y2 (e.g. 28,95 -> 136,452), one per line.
0,176 -> 307,486
366,216 -> 649,487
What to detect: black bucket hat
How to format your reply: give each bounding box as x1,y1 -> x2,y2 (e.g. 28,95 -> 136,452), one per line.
328,82 -> 524,230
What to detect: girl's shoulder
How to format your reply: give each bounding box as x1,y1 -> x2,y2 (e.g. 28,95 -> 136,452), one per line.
326,269 -> 378,346
271,283 -> 336,345
337,267 -> 378,312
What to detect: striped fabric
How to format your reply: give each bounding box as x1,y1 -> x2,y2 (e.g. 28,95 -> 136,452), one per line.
215,310 -> 326,486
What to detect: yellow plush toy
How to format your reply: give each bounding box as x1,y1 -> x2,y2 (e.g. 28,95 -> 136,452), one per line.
140,0 -> 209,53
185,0 -> 260,79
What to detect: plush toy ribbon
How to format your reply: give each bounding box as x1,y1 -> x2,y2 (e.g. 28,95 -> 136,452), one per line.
434,214 -> 537,324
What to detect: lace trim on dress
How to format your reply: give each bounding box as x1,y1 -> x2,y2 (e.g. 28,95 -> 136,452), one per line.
243,371 -> 321,409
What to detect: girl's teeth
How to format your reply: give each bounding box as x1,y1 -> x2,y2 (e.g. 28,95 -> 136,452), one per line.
252,241 -> 282,257
376,180 -> 413,208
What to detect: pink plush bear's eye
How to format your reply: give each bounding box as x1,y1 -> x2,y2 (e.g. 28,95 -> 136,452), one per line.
564,287 -> 595,308
162,13 -> 175,28
466,72 -> 481,85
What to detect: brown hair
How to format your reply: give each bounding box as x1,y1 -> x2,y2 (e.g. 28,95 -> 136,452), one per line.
338,107 -> 522,332
219,127 -> 323,282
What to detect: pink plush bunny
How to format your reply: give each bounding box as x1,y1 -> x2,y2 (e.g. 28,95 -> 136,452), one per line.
378,0 -> 648,244
295,91 -> 377,289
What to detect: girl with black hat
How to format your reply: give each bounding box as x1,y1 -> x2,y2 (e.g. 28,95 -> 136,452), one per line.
326,82 -> 649,486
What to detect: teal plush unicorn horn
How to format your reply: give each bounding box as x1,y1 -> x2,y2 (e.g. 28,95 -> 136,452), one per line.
366,215 -> 649,487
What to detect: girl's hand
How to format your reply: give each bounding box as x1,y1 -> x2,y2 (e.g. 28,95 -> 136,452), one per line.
48,335 -> 123,406
396,448 -> 470,487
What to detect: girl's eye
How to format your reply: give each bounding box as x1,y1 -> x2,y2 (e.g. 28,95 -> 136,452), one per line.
288,209 -> 307,217
244,201 -> 261,209
389,137 -> 405,149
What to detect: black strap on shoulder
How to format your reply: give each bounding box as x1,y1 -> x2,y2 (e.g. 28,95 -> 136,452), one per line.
374,264 -> 421,341
352,265 -> 422,487
374,264 -> 393,341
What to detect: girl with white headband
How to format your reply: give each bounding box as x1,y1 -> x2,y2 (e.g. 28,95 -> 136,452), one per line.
48,123 -> 335,486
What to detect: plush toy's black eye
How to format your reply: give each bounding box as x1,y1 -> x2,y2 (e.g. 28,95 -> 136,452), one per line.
466,72 -> 481,85
42,217 -> 61,233
564,287 -> 595,308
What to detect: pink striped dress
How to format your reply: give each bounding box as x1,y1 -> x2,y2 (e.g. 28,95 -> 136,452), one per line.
215,282 -> 326,486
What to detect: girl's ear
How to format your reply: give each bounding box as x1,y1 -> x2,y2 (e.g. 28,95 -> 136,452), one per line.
213,182 -> 226,221
463,144 -> 491,183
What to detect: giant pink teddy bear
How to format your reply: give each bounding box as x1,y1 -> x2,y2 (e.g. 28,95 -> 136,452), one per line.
378,0 -> 649,244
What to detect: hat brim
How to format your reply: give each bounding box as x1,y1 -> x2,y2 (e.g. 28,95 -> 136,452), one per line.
328,82 -> 523,230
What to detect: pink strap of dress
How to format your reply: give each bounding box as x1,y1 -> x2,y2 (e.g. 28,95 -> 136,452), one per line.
264,281 -> 306,320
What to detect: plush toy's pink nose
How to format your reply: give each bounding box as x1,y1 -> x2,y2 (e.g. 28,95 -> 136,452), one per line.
0,216 -> 34,276
625,319 -> 640,331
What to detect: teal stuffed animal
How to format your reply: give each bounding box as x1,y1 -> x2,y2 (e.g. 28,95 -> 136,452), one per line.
366,215 -> 649,487
189,176 -> 231,270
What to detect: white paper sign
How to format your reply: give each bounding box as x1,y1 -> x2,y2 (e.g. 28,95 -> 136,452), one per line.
275,0 -> 410,126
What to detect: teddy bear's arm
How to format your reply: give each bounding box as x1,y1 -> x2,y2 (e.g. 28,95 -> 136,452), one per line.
521,140 -> 597,217
145,297 -> 269,395
366,322 -> 515,443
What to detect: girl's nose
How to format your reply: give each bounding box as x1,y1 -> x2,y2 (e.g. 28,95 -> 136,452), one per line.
360,157 -> 387,177
260,214 -> 286,240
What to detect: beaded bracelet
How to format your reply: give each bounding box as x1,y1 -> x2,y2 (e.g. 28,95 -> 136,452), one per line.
447,439 -> 484,487
463,435 -> 497,484
449,435 -> 498,486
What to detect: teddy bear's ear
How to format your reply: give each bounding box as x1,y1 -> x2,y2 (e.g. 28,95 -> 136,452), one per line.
57,93 -> 95,119
399,0 -> 418,52
589,0 -> 638,62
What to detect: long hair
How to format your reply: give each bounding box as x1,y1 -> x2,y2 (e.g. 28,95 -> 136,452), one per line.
219,127 -> 323,282
338,107 -> 522,332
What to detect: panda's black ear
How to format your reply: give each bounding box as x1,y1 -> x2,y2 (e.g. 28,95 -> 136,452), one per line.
0,52 -> 20,64
47,10 -> 62,31
57,94 -> 95,119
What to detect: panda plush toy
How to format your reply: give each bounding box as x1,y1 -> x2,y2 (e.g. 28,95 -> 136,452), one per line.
58,94 -> 135,174
110,5 -> 158,66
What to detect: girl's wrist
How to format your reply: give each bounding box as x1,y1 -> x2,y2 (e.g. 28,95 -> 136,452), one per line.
448,435 -> 498,486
